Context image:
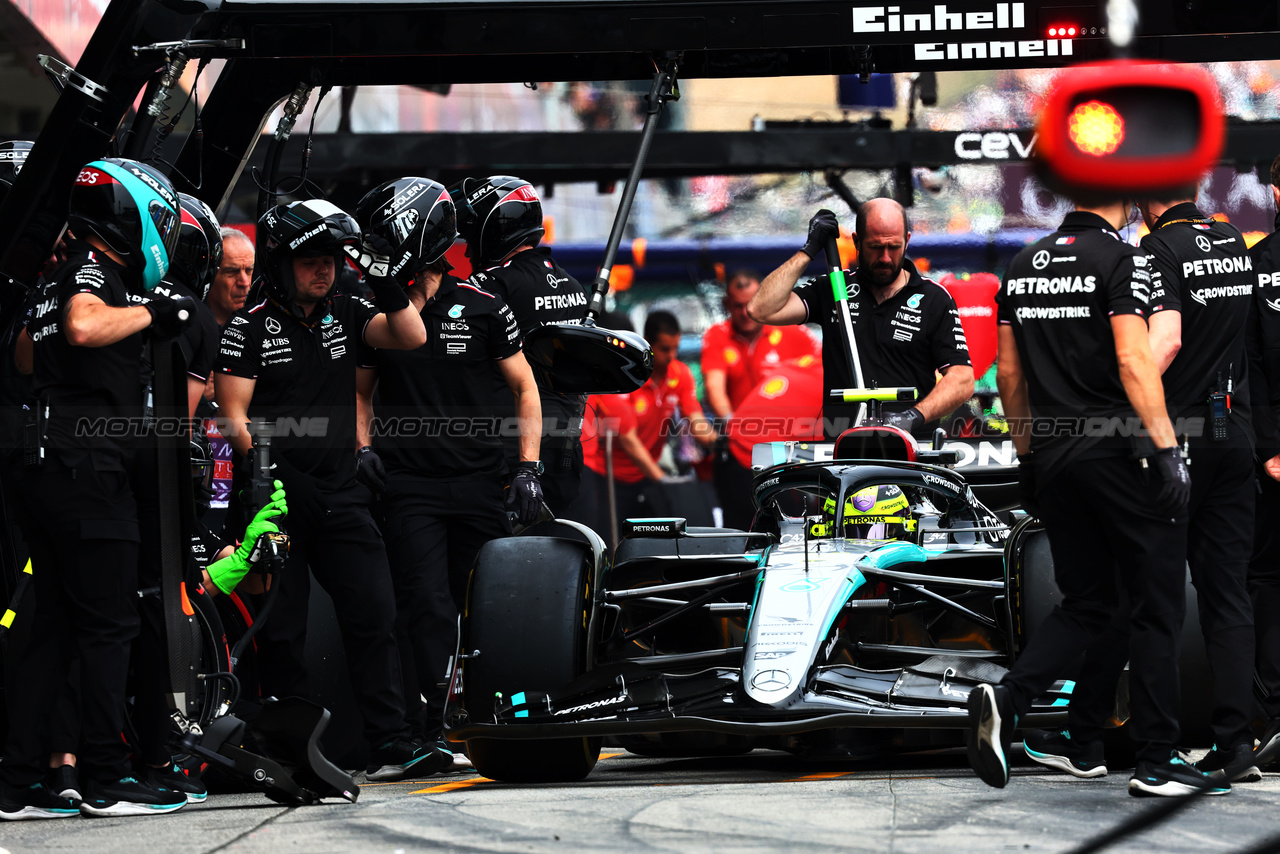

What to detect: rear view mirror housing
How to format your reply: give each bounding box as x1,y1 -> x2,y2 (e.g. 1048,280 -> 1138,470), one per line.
523,322 -> 653,394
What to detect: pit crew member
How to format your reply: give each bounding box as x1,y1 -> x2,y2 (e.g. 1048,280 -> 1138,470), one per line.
213,199 -> 442,782
968,192 -> 1216,797
1,159 -> 192,820
206,227 -> 254,328
354,177 -> 542,756
703,269 -> 818,529
579,311 -> 714,534
747,198 -> 974,438
451,175 -> 587,513
1139,189 -> 1256,781
1247,152 -> 1280,769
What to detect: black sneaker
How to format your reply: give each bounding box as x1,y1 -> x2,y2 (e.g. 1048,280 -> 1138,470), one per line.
1128,753 -> 1231,797
0,783 -> 80,821
147,763 -> 207,803
1255,719 -> 1280,769
79,776 -> 187,817
50,764 -> 82,801
366,738 -> 453,781
1195,743 -> 1262,783
432,739 -> 474,774
967,683 -> 1015,788
1023,729 -> 1107,778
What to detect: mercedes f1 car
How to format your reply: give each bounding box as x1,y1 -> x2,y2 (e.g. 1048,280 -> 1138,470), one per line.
444,424 -> 1092,783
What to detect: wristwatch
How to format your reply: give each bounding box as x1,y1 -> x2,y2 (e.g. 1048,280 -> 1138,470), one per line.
517,460 -> 545,476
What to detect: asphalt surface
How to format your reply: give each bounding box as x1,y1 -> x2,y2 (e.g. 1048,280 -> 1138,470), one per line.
2,747 -> 1276,854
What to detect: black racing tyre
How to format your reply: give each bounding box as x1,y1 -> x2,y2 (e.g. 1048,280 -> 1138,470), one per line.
1012,525 -> 1212,745
464,536 -> 601,783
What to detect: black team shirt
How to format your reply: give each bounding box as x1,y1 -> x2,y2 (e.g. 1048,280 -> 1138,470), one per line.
1142,202 -> 1253,442
469,246 -> 588,463
214,293 -> 378,488
1249,213 -> 1280,461
996,211 -> 1151,477
27,240 -> 146,470
793,257 -> 970,435
373,275 -> 522,479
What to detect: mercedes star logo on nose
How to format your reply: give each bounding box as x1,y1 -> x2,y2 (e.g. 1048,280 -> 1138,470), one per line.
751,670 -> 792,691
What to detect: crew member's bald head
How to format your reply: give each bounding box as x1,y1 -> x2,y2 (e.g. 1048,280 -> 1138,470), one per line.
855,198 -> 912,289
855,198 -> 911,244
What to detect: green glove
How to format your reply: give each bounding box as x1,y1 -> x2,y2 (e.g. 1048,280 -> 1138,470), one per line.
207,481 -> 288,595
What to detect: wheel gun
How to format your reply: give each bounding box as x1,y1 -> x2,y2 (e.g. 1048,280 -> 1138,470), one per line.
246,418 -> 289,575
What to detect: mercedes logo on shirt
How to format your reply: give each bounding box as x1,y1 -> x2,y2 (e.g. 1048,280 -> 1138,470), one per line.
1195,234 -> 1212,253
750,669 -> 792,691
265,317 -> 282,334
1032,250 -> 1050,270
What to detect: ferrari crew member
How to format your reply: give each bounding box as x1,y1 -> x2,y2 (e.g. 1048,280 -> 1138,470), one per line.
1247,153 -> 1280,768
1140,189 -> 1258,781
1,159 -> 192,820
967,192 -> 1214,798
214,199 -> 442,782
703,269 -> 818,529
579,311 -> 714,534
354,177 -> 542,753
748,199 -> 974,438
452,175 -> 588,513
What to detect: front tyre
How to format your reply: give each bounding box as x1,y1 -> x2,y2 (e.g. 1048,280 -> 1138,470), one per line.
463,537 -> 601,782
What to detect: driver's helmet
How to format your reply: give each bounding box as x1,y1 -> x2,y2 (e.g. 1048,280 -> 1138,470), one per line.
816,484 -> 913,540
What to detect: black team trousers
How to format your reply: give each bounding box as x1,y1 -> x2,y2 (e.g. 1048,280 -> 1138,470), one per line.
1000,453 -> 1187,763
381,474 -> 510,740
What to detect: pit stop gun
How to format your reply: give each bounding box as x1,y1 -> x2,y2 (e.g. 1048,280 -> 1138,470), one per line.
244,417 -> 288,577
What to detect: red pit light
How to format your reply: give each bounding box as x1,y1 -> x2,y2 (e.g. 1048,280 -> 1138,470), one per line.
1049,27 -> 1057,35
1048,24 -> 1076,38
1068,101 -> 1125,156
1068,27 -> 1076,35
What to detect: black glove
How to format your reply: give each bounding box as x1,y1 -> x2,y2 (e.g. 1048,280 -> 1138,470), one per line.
884,407 -> 925,435
267,452 -> 329,533
1016,452 -> 1041,518
354,445 -> 386,494
345,234 -> 411,312
801,209 -> 840,259
1153,445 -> 1192,516
505,462 -> 545,527
146,295 -> 197,336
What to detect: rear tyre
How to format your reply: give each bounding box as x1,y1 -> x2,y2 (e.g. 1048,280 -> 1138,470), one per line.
464,537 -> 601,783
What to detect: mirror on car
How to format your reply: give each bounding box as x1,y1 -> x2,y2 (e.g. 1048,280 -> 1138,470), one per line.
523,322 -> 654,394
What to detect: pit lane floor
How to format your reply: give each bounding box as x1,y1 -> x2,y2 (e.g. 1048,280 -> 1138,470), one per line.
2,747 -> 1276,854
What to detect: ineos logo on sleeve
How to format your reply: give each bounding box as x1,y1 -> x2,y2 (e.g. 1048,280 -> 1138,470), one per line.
1195,234 -> 1212,253
1032,250 -> 1050,270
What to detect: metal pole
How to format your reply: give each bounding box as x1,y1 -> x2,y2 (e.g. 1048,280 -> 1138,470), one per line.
605,430 -> 619,553
585,53 -> 680,323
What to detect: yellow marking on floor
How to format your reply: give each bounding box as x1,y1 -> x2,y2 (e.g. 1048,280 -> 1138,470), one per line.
413,777 -> 492,794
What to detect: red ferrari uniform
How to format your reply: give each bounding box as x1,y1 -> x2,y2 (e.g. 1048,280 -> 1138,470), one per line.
582,360 -> 701,484
700,322 -> 818,411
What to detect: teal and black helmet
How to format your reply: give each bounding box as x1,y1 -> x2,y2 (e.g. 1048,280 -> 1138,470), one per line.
68,158 -> 180,291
